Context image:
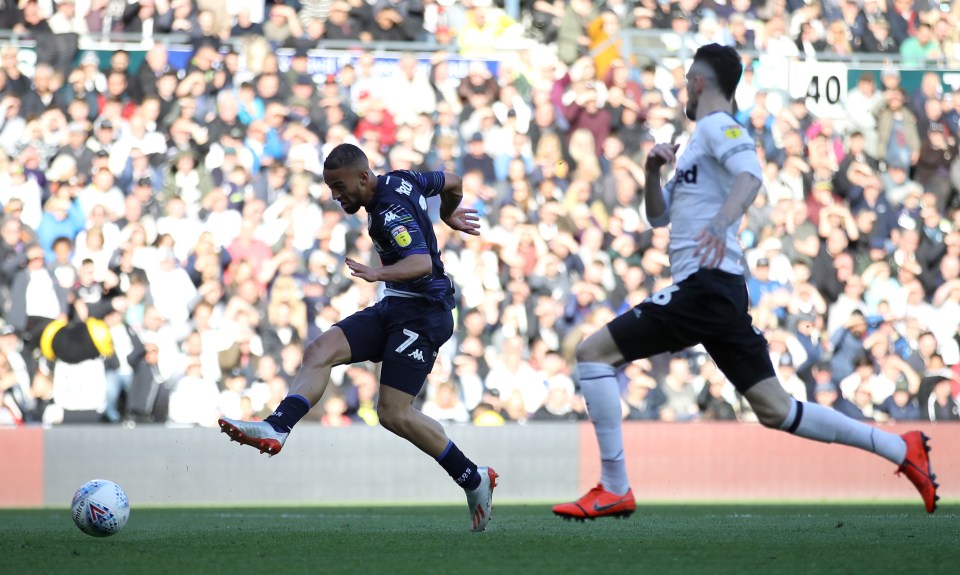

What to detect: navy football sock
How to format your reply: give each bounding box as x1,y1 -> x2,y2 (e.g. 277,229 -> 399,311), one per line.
436,440 -> 481,491
264,395 -> 311,433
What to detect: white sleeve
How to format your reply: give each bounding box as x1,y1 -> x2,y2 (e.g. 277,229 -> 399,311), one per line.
706,117 -> 762,179
648,179 -> 672,228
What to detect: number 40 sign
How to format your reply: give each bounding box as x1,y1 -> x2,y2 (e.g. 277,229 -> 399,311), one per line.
787,61 -> 849,120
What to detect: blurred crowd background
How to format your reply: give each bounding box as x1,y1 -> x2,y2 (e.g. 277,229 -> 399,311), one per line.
1,0 -> 959,429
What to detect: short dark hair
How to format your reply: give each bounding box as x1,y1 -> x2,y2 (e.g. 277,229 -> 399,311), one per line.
693,43 -> 742,101
324,143 -> 369,171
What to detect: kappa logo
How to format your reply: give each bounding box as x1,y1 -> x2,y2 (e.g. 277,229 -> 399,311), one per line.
384,211 -> 399,223
396,179 -> 413,196
407,349 -> 425,362
675,164 -> 698,184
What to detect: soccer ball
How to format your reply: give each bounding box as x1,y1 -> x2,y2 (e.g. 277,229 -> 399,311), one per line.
71,479 -> 130,537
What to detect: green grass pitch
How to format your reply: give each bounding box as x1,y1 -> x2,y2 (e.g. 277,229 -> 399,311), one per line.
2,504 -> 957,575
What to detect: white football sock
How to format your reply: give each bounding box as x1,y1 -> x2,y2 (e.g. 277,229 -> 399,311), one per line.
579,362 -> 630,495
780,399 -> 906,465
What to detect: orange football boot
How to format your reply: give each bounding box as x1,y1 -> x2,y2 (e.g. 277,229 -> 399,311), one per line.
896,431 -> 939,513
553,484 -> 636,521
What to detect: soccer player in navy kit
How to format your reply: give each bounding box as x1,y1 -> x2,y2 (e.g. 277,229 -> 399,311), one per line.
219,144 -> 498,532
553,44 -> 938,521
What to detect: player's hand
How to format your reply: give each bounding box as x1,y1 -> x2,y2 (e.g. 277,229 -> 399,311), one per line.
443,207 -> 481,236
645,143 -> 680,172
344,257 -> 381,283
693,221 -> 727,269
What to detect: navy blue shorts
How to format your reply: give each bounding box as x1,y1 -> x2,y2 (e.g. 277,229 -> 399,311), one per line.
607,269 -> 776,392
335,296 -> 454,396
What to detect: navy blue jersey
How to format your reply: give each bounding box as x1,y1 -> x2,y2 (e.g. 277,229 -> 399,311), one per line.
367,170 -> 455,309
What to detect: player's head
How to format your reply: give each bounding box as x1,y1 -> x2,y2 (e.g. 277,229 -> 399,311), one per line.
323,143 -> 373,214
686,44 -> 742,120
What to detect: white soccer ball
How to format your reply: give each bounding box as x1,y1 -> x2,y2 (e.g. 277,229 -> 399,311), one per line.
71,479 -> 130,537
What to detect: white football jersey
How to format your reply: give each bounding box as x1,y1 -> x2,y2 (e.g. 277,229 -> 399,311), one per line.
654,111 -> 762,283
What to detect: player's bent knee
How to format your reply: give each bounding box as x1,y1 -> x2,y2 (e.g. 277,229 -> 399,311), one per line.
756,408 -> 787,429
744,376 -> 792,429
376,407 -> 408,435
302,329 -> 348,368
301,340 -> 330,369
574,327 -> 620,365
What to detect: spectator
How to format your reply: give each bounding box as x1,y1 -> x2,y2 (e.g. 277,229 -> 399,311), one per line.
697,369 -> 737,421
879,377 -> 922,421
776,353 -> 808,402
530,375 -> 579,421
167,358 -> 221,427
813,380 -> 867,420
875,87 -> 920,169
319,391 -> 353,427
386,53 -> 437,128
900,21 -> 941,68
0,0 -> 956,430
925,376 -> 960,421
622,364 -> 661,420
658,355 -> 700,422
421,380 -> 471,425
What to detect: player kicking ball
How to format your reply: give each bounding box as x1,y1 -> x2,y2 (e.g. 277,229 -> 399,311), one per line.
553,44 -> 938,521
219,144 -> 498,532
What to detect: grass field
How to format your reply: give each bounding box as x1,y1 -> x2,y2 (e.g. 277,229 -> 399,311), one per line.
2,503 -> 957,575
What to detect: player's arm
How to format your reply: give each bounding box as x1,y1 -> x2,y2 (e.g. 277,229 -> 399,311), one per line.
345,200 -> 434,283
438,172 -> 481,236
694,121 -> 764,268
437,171 -> 463,222
346,253 -> 433,283
644,143 -> 680,227
694,171 -> 763,268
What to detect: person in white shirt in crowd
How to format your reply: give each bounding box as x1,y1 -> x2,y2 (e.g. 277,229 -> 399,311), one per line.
168,358 -> 221,427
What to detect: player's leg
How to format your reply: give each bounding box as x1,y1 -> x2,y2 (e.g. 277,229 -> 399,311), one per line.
743,377 -> 938,512
575,326 -> 631,495
219,305 -> 383,456
377,383 -> 497,532
266,327 -> 353,429
707,328 -> 939,513
377,383 -> 449,456
376,304 -> 497,532
553,294 -> 687,521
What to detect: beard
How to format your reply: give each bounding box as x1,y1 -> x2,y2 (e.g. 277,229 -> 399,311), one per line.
340,199 -> 361,215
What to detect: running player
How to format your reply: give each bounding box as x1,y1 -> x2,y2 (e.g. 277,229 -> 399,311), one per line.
219,144 -> 498,532
553,44 -> 938,521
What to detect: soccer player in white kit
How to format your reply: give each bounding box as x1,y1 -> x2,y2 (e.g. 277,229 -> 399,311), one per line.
552,44 -> 938,521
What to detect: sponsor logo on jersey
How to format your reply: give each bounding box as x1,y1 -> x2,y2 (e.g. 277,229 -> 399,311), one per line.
676,164 -> 698,184
407,349 -> 424,362
391,225 -> 412,247
384,211 -> 399,223
722,125 -> 743,139
396,179 -> 413,196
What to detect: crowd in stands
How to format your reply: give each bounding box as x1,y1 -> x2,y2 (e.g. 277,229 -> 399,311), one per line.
1,0 -> 959,429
